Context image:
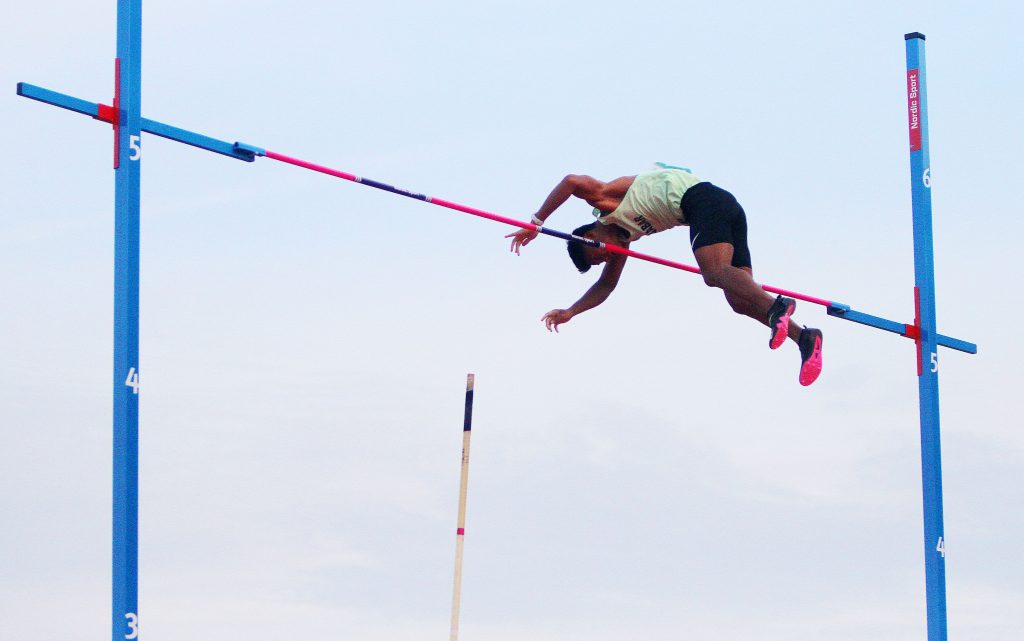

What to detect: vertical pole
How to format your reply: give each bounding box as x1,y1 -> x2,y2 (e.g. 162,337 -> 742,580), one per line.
113,1 -> 142,641
904,32 -> 947,641
450,374 -> 475,641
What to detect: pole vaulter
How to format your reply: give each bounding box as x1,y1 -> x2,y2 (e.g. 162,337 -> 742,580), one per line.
16,16 -> 974,641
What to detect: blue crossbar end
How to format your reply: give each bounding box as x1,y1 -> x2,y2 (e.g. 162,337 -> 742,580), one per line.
234,142 -> 265,159
17,82 -> 101,118
938,335 -> 977,354
828,303 -> 976,355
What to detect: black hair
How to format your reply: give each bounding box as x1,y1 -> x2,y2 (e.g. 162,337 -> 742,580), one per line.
567,222 -> 599,273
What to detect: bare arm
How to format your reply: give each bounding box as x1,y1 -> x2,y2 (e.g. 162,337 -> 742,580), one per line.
534,174 -> 605,223
568,253 -> 627,314
507,174 -> 607,254
542,254 -> 627,331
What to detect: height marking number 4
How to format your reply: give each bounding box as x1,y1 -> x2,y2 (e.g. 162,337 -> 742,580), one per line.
125,367 -> 140,394
936,537 -> 945,558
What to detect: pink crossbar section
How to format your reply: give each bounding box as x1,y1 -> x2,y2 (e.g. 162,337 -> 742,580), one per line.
602,246 -> 834,308
431,196 -> 538,229
263,150 -> 834,309
264,150 -> 360,182
758,285 -> 834,308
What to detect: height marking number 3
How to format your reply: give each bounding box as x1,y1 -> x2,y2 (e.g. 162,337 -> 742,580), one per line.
125,612 -> 139,639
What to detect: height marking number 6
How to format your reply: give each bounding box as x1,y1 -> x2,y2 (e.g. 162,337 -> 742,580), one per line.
923,167 -> 931,188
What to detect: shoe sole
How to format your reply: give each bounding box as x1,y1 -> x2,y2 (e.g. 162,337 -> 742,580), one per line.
769,300 -> 795,350
799,335 -> 823,386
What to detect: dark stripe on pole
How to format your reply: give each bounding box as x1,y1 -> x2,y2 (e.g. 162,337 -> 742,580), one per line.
463,373 -> 474,432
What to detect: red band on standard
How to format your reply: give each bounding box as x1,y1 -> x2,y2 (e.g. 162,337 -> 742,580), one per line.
457,528 -> 465,535
113,58 -> 121,169
907,69 -> 923,152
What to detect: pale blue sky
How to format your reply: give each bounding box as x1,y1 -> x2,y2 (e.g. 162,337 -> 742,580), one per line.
2,1 -> 1021,640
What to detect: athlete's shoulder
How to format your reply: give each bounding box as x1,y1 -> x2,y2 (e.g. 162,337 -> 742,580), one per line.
604,175 -> 636,197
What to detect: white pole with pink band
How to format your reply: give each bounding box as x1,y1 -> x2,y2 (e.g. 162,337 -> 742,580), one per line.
450,373 -> 475,641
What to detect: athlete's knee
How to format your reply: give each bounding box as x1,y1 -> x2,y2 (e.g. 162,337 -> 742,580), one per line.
701,267 -> 724,288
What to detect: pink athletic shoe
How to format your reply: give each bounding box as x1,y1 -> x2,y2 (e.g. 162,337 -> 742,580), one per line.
798,327 -> 823,386
767,295 -> 796,350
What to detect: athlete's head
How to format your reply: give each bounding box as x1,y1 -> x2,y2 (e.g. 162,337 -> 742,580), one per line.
567,222 -> 598,272
567,222 -> 621,272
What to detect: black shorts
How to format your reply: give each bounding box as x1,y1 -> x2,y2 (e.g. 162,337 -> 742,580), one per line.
681,182 -> 752,269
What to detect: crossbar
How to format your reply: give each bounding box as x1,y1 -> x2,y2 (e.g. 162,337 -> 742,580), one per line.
16,81 -> 977,355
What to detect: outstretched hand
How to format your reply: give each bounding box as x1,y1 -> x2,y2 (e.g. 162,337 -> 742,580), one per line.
506,228 -> 539,255
541,309 -> 574,332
